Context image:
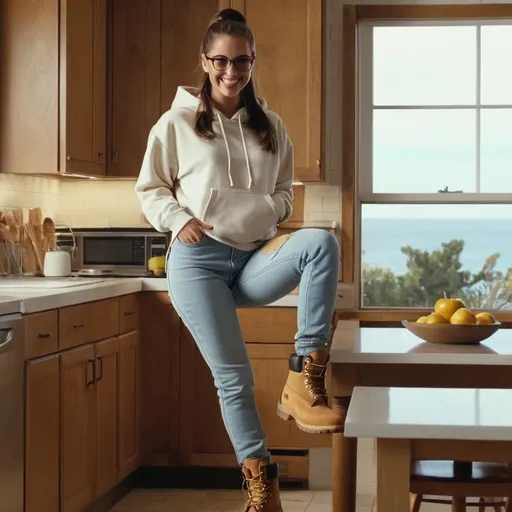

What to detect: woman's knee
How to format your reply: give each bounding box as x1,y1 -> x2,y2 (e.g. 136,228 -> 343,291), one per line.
295,228 -> 340,258
214,364 -> 255,399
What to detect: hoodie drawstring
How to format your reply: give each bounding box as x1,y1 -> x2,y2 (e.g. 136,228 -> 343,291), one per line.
216,112 -> 253,190
217,113 -> 234,187
238,116 -> 253,189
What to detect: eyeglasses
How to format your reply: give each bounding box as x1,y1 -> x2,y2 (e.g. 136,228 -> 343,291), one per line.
205,55 -> 255,72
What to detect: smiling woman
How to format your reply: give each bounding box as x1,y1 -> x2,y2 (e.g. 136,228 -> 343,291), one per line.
134,7 -> 341,511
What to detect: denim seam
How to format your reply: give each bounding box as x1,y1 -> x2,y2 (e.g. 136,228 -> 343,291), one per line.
167,278 -> 240,462
237,253 -> 303,285
301,259 -> 315,333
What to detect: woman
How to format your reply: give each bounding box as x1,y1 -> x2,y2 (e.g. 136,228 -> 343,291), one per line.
135,8 -> 341,511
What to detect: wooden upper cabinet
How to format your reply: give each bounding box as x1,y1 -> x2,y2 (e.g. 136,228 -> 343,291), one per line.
109,0 -> 162,177
160,0 -> 224,113
231,0 -> 323,182
61,0 -> 108,176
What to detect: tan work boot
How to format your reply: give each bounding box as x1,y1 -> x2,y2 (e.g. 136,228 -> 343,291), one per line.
242,459 -> 283,511
276,313 -> 342,434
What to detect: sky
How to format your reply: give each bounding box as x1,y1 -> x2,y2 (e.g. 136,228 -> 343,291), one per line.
365,24 -> 512,218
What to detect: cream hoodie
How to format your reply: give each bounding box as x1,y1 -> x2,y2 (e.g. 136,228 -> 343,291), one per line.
135,86 -> 294,251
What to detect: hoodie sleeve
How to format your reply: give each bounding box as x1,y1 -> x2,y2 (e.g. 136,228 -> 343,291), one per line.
271,117 -> 294,224
135,128 -> 193,235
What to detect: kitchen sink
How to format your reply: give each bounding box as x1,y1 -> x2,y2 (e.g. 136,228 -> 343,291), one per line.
0,277 -> 111,288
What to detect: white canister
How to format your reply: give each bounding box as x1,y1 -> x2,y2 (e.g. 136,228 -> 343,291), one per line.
43,250 -> 72,277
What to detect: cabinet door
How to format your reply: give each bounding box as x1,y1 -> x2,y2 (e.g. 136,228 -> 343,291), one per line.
95,337 -> 120,497
232,0 -> 323,182
247,343 -> 331,449
60,344 -> 96,512
61,0 -> 107,175
118,330 -> 140,478
140,293 -> 181,465
25,355 -> 60,512
160,0 -> 225,113
179,326 -> 237,467
109,0 -> 161,177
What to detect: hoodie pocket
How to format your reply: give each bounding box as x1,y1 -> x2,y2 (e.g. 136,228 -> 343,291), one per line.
201,188 -> 278,245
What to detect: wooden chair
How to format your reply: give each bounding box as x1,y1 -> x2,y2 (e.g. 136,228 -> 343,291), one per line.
409,460 -> 512,511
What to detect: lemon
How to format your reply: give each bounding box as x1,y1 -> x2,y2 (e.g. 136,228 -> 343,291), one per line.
450,308 -> 477,325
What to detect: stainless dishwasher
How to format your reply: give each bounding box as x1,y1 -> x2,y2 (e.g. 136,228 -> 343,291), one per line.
0,313 -> 24,512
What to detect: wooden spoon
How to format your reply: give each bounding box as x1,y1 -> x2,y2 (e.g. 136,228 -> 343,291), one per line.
43,217 -> 56,251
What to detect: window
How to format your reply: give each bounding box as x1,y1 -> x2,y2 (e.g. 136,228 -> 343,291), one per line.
357,18 -> 512,309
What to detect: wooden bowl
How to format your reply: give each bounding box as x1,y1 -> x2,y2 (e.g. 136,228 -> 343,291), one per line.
402,320 -> 501,345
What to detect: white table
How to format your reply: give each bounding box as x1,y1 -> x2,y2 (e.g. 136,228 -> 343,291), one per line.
328,322 -> 512,512
345,386 -> 512,512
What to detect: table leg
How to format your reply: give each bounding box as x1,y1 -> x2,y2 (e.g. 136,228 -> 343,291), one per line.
451,497 -> 466,512
332,397 -> 357,512
376,438 -> 411,512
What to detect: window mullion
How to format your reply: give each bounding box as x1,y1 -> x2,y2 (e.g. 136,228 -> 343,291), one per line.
476,24 -> 482,194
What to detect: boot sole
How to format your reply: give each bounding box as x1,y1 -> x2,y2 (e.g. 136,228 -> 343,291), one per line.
276,403 -> 343,434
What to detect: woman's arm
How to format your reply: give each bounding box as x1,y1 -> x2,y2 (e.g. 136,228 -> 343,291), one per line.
135,128 -> 193,235
271,118 -> 294,224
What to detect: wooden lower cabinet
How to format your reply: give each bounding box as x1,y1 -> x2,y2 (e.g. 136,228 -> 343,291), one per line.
60,344 -> 97,512
95,338 -> 120,497
179,327 -> 330,467
25,330 -> 140,512
119,330 -> 140,478
140,293 -> 180,466
25,355 -> 60,512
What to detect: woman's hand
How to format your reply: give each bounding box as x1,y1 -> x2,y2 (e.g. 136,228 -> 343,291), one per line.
178,218 -> 213,244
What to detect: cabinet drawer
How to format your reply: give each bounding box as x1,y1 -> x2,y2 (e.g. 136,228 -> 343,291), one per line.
238,308 -> 297,343
25,310 -> 59,360
119,294 -> 139,333
59,298 -> 120,350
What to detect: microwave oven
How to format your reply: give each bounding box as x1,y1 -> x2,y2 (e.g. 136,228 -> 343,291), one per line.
58,229 -> 168,277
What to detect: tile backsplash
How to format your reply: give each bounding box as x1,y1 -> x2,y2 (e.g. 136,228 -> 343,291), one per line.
0,174 -> 341,228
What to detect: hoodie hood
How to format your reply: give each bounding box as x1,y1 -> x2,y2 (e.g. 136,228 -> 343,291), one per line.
171,86 -> 268,189
135,86 -> 294,251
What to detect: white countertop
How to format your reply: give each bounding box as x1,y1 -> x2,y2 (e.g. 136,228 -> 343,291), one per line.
0,295 -> 22,315
345,386 -> 512,441
330,322 -> 512,366
0,276 -> 305,313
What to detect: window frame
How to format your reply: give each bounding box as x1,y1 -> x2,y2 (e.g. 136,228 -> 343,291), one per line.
340,4 -> 512,321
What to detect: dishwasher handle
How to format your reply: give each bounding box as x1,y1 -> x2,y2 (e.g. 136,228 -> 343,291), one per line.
0,328 -> 13,354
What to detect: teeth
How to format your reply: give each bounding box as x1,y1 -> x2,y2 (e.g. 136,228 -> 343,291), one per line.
222,79 -> 239,84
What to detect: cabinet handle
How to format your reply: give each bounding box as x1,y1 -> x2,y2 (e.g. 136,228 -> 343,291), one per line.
123,311 -> 135,317
38,332 -> 52,339
96,356 -> 103,382
97,151 -> 104,157
112,151 -> 119,157
74,324 -> 85,330
86,359 -> 96,387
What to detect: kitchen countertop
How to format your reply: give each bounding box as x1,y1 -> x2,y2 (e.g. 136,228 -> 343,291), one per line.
0,276 -> 311,314
330,322 -> 512,365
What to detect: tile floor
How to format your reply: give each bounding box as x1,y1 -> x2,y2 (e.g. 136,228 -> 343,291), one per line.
109,440 -> 498,511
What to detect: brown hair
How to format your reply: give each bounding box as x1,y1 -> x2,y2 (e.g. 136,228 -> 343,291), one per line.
195,9 -> 277,153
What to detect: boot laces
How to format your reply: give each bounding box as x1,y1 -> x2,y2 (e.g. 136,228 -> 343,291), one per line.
243,470 -> 271,510
304,357 -> 327,400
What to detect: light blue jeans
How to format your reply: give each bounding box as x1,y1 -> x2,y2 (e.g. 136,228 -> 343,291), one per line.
166,228 -> 340,464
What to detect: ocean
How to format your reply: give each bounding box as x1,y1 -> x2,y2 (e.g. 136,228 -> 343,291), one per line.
361,218 -> 512,277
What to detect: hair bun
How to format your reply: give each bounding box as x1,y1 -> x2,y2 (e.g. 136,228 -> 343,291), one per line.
213,8 -> 246,25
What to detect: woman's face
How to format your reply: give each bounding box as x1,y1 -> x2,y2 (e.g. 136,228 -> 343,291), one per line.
202,35 -> 254,102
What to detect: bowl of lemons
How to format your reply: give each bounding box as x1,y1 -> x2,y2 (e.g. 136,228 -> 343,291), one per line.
402,298 -> 501,345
